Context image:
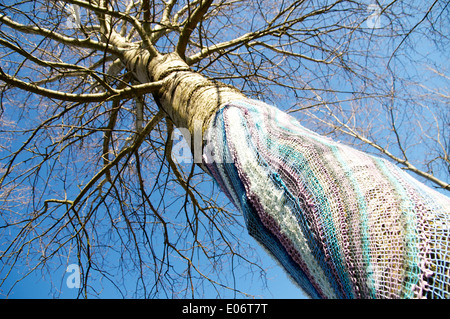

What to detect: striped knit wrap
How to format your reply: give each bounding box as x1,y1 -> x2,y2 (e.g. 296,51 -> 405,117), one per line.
202,98 -> 450,299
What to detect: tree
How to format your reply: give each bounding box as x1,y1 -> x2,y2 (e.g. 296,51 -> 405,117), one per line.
0,0 -> 449,299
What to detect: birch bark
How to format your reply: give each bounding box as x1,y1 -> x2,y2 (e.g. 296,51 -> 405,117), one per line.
122,50 -> 245,142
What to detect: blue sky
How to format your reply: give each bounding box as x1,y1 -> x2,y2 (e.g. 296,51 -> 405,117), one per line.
1,0 -> 448,300
1,235 -> 306,299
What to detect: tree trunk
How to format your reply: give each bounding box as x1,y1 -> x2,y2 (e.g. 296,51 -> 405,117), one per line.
122,50 -> 450,299
123,50 -> 245,140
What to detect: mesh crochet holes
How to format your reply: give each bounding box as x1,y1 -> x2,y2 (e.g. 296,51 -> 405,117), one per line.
202,98 -> 450,299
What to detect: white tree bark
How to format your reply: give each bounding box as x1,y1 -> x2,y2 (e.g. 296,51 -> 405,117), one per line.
123,50 -> 245,140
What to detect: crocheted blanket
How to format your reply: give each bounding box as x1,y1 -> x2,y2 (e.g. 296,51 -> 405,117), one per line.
202,98 -> 450,299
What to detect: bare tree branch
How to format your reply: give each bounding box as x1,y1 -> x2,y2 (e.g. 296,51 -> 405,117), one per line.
176,0 -> 214,60
0,68 -> 166,102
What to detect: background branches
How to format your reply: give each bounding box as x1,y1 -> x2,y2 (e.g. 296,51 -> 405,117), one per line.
0,0 -> 448,298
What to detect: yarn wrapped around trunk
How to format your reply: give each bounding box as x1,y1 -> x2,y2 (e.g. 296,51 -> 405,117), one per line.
202,98 -> 450,299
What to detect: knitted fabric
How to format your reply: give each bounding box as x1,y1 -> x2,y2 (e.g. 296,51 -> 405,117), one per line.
202,98 -> 450,299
